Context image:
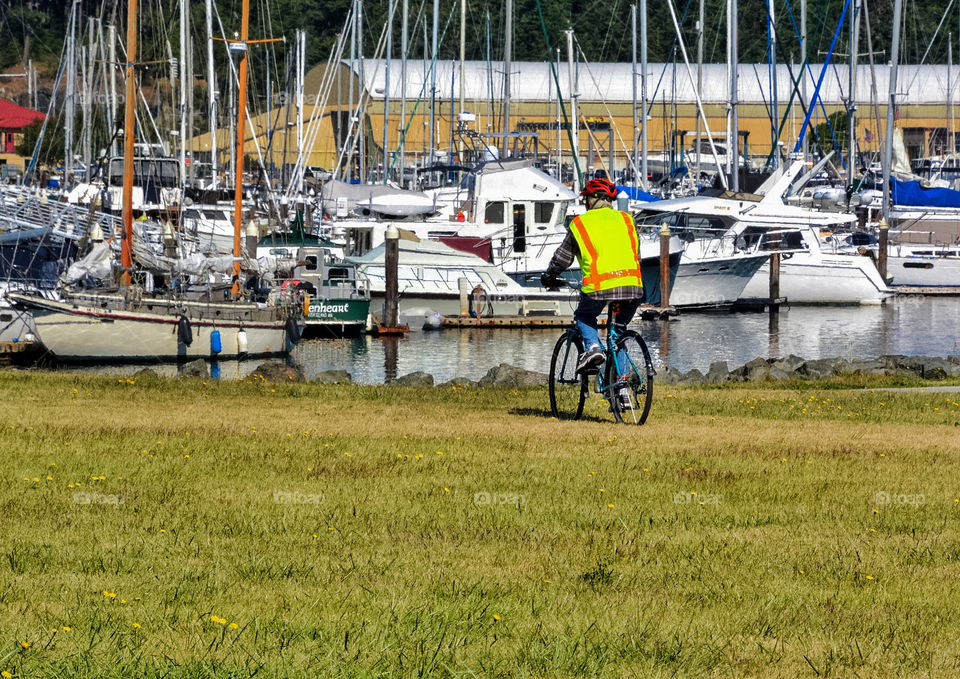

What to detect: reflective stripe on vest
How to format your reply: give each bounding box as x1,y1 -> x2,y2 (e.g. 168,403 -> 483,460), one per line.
570,209 -> 643,293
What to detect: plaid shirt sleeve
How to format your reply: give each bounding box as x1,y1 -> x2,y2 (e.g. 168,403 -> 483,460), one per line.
545,230 -> 578,278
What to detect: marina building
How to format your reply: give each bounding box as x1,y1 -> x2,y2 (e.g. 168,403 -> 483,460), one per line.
188,61 -> 959,182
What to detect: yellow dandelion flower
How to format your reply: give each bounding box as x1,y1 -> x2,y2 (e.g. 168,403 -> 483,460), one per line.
19,642 -> 29,649
443,487 -> 450,493
62,626 -> 71,632
51,628 -> 57,633
599,489 -> 605,493
865,575 -> 875,580
132,623 -> 141,629
543,579 -> 551,584
492,614 -> 501,621
607,503 -> 615,508
2,670 -> 13,678
228,623 -> 239,630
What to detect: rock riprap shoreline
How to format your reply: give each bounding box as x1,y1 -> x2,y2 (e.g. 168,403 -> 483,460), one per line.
234,355 -> 960,386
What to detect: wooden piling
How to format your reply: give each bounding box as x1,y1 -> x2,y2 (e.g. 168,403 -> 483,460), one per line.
659,222 -> 670,309
878,218 -> 889,282
768,238 -> 781,302
384,224 -> 400,330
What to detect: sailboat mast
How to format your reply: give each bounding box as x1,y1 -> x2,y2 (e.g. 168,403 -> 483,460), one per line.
728,0 -> 739,192
640,0 -> 648,190
180,0 -> 188,186
121,0 -> 138,288
231,0 -> 251,297
503,0 -> 512,157
631,4 -> 638,187
881,0 -> 902,221
847,0 -> 860,190
206,0 -> 217,188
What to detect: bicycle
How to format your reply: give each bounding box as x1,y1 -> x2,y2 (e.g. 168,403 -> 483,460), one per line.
548,283 -> 655,424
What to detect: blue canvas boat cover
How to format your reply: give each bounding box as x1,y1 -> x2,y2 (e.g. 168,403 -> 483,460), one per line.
616,185 -> 659,202
891,177 -> 960,208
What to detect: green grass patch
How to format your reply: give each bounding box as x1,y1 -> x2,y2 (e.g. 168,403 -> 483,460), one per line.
1,370 -> 959,677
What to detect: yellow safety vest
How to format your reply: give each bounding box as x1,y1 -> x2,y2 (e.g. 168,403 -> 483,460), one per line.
569,208 -> 643,294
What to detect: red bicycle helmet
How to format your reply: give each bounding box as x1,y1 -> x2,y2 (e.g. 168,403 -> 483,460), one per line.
580,177 -> 618,200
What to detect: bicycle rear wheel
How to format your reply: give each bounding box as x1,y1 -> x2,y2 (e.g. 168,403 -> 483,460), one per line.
608,330 -> 654,425
549,330 -> 586,420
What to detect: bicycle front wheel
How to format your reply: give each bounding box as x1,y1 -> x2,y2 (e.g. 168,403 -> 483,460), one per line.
609,330 -> 654,425
549,330 -> 586,420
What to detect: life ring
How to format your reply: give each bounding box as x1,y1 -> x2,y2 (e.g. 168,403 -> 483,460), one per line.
469,284 -> 489,319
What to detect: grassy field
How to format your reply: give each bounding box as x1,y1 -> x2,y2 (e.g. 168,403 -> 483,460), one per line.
1,369 -> 959,678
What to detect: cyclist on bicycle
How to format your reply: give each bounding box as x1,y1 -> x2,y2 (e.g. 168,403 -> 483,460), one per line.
541,176 -> 644,374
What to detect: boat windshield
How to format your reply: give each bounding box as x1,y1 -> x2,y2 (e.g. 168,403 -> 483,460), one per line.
108,158 -> 180,188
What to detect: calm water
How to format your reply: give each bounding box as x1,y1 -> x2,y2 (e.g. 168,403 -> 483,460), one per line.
70,297 -> 960,383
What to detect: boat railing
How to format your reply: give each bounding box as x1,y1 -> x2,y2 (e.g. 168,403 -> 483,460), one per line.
0,186 -> 122,242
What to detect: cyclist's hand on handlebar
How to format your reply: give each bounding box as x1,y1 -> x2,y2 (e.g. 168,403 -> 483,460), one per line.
540,272 -> 562,290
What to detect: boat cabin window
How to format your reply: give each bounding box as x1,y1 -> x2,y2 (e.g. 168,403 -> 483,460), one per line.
327,267 -> 351,280
535,202 -> 555,224
108,158 -> 180,188
513,204 -> 527,253
269,248 -> 293,257
484,201 -> 506,225
304,255 -> 320,271
183,209 -> 201,220
780,230 -> 804,250
682,216 -> 727,240
204,209 -> 227,220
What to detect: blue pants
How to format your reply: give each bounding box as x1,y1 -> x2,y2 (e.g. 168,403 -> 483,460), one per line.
575,295 -> 642,351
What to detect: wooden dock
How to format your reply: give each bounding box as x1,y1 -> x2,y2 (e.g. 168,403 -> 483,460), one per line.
0,341 -> 38,365
893,286 -> 960,296
730,297 -> 787,312
443,315 -> 574,329
638,305 -> 678,319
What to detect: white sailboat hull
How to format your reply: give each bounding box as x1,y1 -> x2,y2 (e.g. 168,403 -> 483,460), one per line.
8,293 -> 294,361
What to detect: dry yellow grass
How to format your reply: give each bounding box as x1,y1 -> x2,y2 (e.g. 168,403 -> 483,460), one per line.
1,370 -> 959,677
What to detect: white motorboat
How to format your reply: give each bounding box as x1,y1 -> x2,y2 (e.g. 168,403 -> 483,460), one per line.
886,241 -> 960,289
638,162 -> 893,305
347,231 -> 579,319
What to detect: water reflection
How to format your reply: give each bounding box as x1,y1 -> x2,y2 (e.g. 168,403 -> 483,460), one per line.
63,298 -> 960,384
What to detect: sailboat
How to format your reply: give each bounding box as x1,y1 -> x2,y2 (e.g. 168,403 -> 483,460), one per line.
6,0 -> 303,361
